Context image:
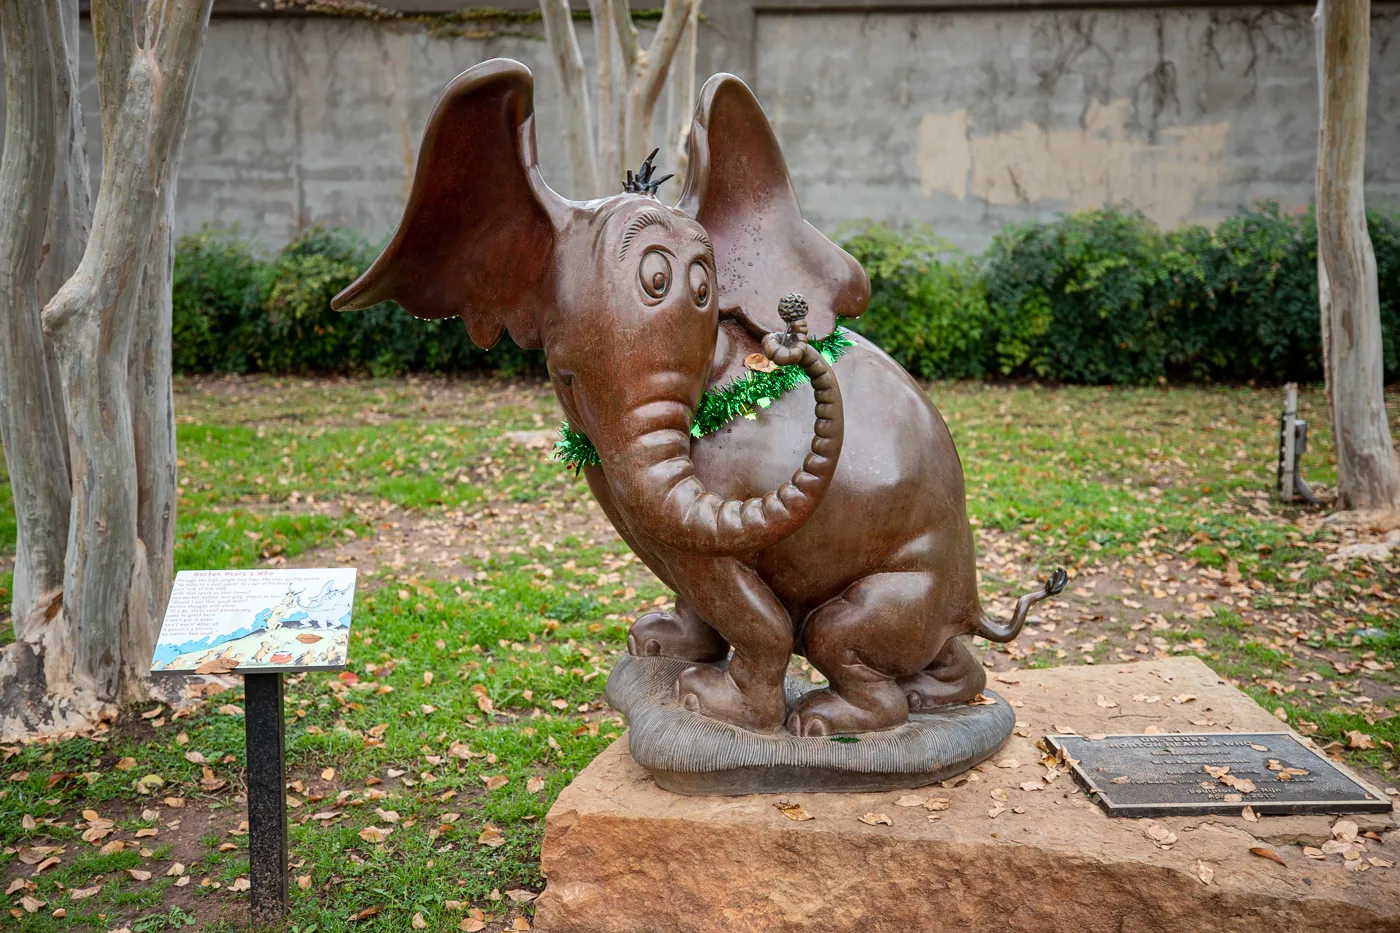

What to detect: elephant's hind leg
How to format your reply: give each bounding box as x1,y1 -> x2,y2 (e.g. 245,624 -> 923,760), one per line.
627,599 -> 730,663
899,637 -> 987,712
786,572 -> 934,737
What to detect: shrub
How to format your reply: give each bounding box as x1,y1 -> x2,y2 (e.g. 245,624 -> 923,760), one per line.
171,228 -> 263,374
836,223 -> 991,380
981,207 -> 1190,385
174,225 -> 542,376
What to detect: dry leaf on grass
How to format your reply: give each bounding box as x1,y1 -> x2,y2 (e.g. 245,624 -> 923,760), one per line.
484,775 -> 509,792
478,823 -> 506,847
459,920 -> 487,932
126,869 -> 152,882
230,877 -> 251,892
357,826 -> 393,843
527,776 -> 546,793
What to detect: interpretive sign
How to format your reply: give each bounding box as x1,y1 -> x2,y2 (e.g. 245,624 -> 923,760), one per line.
151,568 -> 356,674
1045,732 -> 1392,818
151,567 -> 356,924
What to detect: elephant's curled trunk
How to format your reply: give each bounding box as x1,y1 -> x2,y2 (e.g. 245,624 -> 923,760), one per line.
613,297 -> 843,557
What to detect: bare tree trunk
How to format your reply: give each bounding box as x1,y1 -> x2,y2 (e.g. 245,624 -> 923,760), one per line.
623,0 -> 698,170
0,0 -> 75,696
539,0 -> 599,200
0,0 -> 213,736
37,0 -> 90,482
1315,0 -> 1400,513
665,3 -> 698,187
588,0 -> 620,190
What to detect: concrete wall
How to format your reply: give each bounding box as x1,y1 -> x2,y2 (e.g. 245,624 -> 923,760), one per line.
4,4 -> 1397,253
760,6 -> 1400,248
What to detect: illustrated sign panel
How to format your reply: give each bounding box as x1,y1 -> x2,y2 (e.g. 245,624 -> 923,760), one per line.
151,569 -> 356,675
1045,732 -> 1392,818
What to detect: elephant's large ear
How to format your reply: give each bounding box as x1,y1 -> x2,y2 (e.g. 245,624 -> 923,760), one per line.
332,59 -> 564,350
675,74 -> 869,339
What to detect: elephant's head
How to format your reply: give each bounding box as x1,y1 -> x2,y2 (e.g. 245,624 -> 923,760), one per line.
333,59 -> 869,556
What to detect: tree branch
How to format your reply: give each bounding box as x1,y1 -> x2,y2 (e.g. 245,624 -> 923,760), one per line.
625,0 -> 696,167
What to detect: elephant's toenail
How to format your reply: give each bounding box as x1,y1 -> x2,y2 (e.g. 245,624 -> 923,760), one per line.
681,693 -> 700,712
806,717 -> 828,737
645,639 -> 662,656
627,634 -> 637,655
906,691 -> 921,711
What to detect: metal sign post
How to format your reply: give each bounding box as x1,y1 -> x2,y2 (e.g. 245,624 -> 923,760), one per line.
244,671 -> 289,925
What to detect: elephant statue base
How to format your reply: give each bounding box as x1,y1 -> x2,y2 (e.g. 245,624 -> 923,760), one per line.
606,654 -> 1015,795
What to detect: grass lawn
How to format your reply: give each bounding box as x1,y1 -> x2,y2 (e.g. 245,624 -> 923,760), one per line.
1,374 -> 1398,932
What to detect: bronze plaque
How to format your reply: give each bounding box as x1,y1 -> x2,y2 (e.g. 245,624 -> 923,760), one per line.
1045,732 -> 1393,818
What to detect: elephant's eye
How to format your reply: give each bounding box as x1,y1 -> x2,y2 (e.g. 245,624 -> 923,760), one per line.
689,261 -> 709,307
639,251 -> 671,300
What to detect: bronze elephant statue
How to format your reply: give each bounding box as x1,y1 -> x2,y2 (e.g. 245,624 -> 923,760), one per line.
334,59 -> 1063,736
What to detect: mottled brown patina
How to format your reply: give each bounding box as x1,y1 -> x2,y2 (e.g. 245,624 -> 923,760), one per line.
334,59 -> 1062,737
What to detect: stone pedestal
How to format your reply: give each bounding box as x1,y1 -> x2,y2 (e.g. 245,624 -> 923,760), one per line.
535,657 -> 1398,933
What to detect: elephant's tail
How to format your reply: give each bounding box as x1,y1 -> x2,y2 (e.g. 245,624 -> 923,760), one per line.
972,568 -> 1068,643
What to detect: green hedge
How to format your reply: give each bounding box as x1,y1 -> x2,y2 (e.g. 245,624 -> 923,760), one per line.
172,225 -> 542,377
173,205 -> 1400,383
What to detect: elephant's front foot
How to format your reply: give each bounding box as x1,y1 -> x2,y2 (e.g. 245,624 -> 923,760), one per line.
627,605 -> 729,663
675,663 -> 786,734
785,683 -> 909,737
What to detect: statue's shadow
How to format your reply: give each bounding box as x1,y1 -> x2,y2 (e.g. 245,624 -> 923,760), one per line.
607,654 -> 1015,796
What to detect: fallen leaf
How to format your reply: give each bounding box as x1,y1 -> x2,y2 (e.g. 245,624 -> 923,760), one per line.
1196,861 -> 1214,885
1143,824 -> 1177,847
69,885 -> 101,901
1241,806 -> 1258,823
527,776 -> 546,793
5,878 -> 26,894
506,889 -> 538,903
459,921 -> 487,932
478,823 -> 506,847
1303,846 -> 1327,860
1250,847 -> 1287,867
126,869 -> 152,882
297,875 -> 312,890
217,704 -> 244,716
1333,820 -> 1359,843
322,767 -> 336,781
230,876 -> 251,892
1095,695 -> 1118,708
374,808 -> 400,824
115,757 -> 138,771
858,812 -> 892,826
895,794 -> 927,807
412,913 -> 427,929
358,825 -> 393,844
32,856 -> 60,875
19,895 -> 44,914
1346,731 -> 1377,750
774,800 -> 814,822
995,758 -> 1020,769
743,352 -> 779,373
484,775 -> 508,792
351,906 -> 381,921
512,919 -> 532,932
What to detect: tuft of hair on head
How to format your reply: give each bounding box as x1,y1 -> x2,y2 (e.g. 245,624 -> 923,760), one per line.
623,148 -> 674,197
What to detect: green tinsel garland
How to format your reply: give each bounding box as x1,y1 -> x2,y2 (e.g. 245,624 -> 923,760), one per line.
553,327 -> 855,472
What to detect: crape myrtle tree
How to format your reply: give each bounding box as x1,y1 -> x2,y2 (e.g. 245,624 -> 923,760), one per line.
1314,0 -> 1400,513
538,0 -> 702,199
0,0 -> 213,737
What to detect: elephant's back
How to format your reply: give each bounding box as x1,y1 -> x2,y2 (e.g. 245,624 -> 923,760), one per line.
692,333 -> 977,614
